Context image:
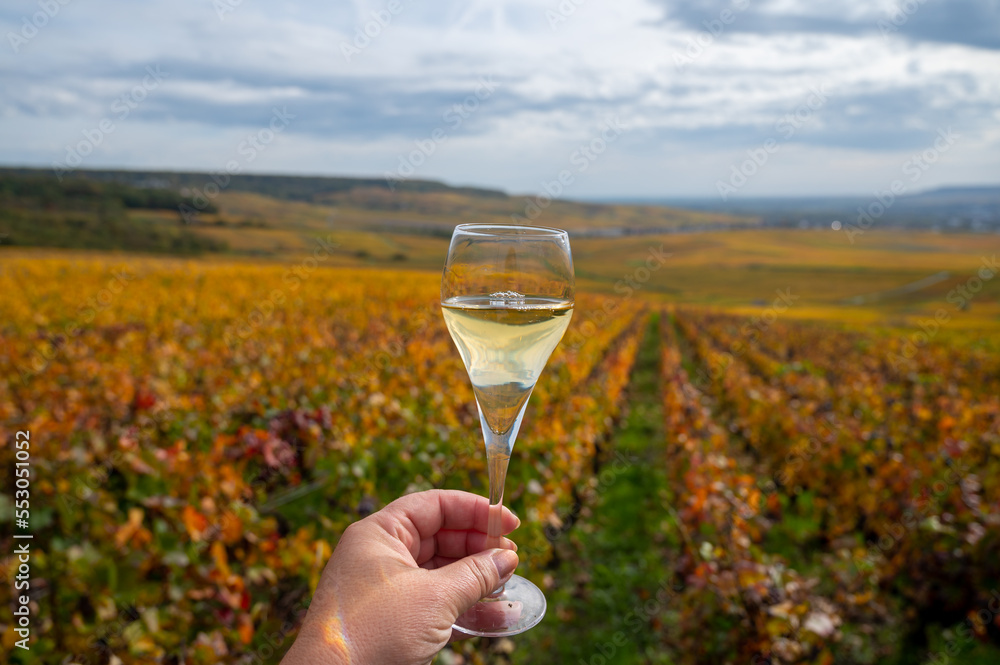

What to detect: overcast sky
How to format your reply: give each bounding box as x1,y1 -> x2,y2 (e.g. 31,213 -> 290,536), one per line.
1,0 -> 998,199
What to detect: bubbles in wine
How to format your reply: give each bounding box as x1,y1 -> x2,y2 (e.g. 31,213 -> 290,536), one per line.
489,291 -> 525,306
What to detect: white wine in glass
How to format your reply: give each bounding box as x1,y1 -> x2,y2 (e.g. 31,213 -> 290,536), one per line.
441,224 -> 574,637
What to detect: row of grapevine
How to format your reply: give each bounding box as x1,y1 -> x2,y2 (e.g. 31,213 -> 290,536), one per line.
668,308 -> 1000,662
0,256 -> 645,663
659,312 -> 841,664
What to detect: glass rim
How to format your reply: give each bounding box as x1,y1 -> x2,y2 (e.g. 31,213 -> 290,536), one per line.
453,223 -> 569,238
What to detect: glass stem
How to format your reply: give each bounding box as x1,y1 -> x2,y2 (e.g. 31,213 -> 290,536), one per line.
484,448 -> 511,598
479,399 -> 528,548
486,450 -> 511,550
478,399 -> 529,597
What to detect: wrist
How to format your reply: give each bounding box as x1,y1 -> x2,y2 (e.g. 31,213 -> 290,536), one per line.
282,631 -> 354,665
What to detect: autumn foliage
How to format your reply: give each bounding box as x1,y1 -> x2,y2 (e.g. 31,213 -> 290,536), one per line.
663,308 -> 1000,663
1,256 -> 998,664
0,257 -> 644,662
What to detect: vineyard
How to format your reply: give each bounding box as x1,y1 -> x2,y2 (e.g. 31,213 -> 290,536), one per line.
1,255 -> 999,664
657,310 -> 1000,664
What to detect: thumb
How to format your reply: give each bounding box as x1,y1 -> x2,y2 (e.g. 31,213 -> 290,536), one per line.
429,549 -> 519,617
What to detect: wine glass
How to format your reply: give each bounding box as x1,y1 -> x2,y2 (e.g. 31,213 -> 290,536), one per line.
440,223 -> 575,637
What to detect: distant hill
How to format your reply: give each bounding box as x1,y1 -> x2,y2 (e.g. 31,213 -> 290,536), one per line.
0,170 -> 225,254
600,185 -> 1000,232
0,167 -> 756,240
902,185 -> 1000,205
0,167 -> 509,202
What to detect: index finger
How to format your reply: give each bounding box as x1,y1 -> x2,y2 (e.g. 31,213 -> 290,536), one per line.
374,489 -> 520,558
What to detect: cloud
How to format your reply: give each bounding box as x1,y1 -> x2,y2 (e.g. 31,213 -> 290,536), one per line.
0,0 -> 997,196
655,0 -> 1000,50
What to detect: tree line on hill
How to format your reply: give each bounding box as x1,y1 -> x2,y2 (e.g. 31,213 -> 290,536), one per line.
0,171 -> 225,254
0,166 -> 505,204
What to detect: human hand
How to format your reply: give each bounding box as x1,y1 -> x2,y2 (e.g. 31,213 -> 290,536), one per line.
280,489 -> 520,665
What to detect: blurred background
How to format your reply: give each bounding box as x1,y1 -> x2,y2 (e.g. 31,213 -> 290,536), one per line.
1,1 -> 1000,664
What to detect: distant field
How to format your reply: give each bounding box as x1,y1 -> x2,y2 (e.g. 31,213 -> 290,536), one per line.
10,168 -> 997,331
160,192 -> 1000,330
571,229 -> 1000,324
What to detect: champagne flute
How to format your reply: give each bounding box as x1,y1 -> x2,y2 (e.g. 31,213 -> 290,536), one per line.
441,223 -> 574,637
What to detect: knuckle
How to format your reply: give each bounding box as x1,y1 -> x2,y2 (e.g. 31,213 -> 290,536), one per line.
468,556 -> 496,595
340,519 -> 372,545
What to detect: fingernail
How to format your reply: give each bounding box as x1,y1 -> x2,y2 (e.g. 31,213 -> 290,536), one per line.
491,549 -> 518,581
504,537 -> 518,552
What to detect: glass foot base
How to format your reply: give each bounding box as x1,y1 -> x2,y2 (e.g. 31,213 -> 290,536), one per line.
453,574 -> 546,637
